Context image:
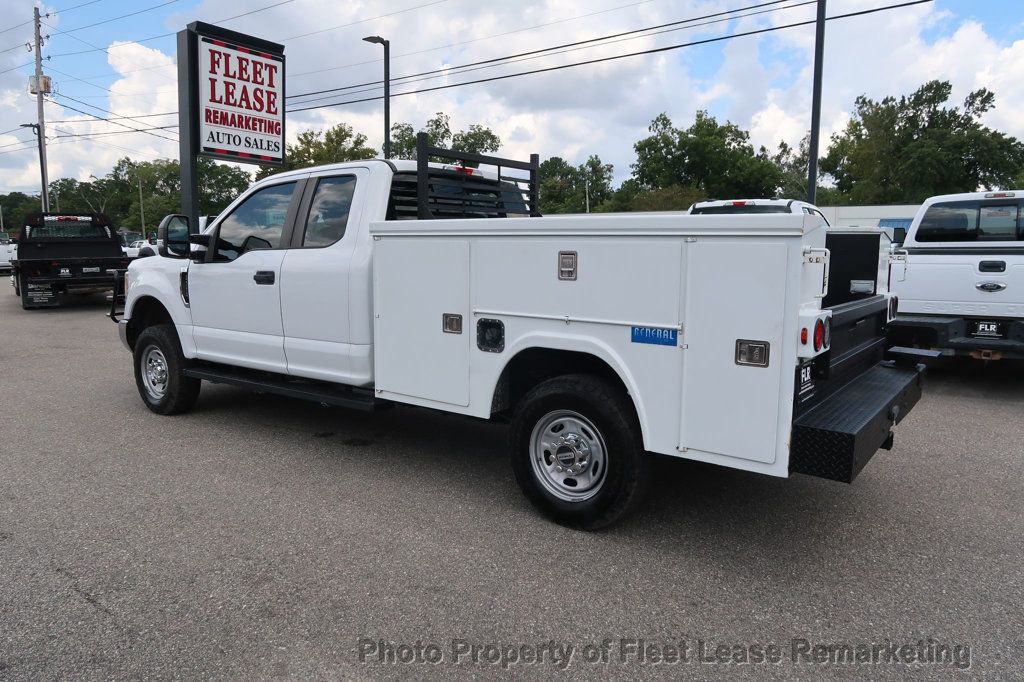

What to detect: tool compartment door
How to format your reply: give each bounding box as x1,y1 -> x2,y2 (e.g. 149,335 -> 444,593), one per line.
373,238 -> 470,407
679,240 -> 789,463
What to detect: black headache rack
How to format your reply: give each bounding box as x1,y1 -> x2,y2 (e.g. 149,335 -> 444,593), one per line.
388,132 -> 541,221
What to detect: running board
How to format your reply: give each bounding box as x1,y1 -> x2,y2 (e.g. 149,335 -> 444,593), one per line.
184,363 -> 384,411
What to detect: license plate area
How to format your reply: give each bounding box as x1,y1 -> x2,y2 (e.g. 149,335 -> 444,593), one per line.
970,320 -> 1005,339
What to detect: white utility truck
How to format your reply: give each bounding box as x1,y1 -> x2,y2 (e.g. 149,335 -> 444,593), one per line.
889,191 -> 1024,361
113,136 -> 926,528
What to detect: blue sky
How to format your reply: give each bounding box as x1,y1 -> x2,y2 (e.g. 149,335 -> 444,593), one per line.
2,0 -> 1023,190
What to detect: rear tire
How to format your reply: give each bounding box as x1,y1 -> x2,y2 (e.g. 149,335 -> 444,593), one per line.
133,324 -> 200,415
510,374 -> 649,530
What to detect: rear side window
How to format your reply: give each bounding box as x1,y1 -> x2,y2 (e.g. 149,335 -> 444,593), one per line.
916,201 -> 1022,242
302,176 -> 357,247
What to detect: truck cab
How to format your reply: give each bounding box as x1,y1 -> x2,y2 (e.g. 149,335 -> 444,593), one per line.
889,191 -> 1024,360
115,136 -> 926,529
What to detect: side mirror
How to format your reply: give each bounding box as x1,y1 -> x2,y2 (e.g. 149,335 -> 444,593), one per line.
157,214 -> 191,259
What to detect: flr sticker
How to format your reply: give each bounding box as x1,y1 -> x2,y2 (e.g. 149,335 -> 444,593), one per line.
631,326 -> 678,346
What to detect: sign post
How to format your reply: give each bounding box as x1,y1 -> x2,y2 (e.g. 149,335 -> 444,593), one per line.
177,22 -> 285,230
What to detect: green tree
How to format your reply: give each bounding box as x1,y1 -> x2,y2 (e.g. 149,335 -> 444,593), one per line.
538,154 -> 614,213
821,80 -> 1024,203
771,135 -> 811,200
256,123 -> 376,180
538,156 -> 579,213
632,112 -> 782,199
390,112 -> 501,164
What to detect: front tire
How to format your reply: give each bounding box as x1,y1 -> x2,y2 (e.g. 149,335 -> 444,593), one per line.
133,324 -> 201,415
510,374 -> 649,530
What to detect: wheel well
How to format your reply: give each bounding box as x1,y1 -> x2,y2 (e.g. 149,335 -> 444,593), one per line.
493,348 -> 634,416
126,296 -> 173,350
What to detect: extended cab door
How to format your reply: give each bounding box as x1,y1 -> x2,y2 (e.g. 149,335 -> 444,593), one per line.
188,178 -> 305,373
280,168 -> 371,384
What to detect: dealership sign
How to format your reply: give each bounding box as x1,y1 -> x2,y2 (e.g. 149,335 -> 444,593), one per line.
178,22 -> 286,169
199,36 -> 284,163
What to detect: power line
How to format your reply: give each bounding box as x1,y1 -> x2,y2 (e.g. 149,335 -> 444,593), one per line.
48,0 -> 295,58
218,0 -> 297,23
0,60 -> 33,75
287,0 -> 796,102
0,136 -> 38,151
280,0 -> 452,41
51,125 -> 168,159
50,111 -> 177,123
53,0 -> 109,14
0,20 -> 32,37
47,95 -> 179,142
287,0 -> 659,79
0,41 -> 30,54
290,0 -> 935,114
54,125 -> 177,138
57,0 -> 179,35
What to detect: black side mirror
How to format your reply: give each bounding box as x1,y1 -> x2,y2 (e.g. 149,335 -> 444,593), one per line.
157,214 -> 191,259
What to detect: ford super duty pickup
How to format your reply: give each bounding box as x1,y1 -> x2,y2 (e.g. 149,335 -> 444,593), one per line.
113,135 -> 927,528
889,190 -> 1024,361
13,213 -> 131,310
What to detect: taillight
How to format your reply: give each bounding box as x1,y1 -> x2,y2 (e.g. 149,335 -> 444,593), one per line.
800,327 -> 808,345
813,319 -> 825,351
823,317 -> 831,348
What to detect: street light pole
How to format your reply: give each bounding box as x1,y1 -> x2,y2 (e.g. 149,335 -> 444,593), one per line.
363,36 -> 391,159
806,0 -> 827,204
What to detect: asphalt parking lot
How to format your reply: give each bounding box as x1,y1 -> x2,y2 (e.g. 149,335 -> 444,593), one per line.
0,290 -> 1021,679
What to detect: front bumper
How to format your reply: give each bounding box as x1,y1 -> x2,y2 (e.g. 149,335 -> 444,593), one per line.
789,361 -> 925,483
888,315 -> 1024,359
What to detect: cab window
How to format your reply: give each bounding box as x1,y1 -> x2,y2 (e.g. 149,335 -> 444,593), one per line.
917,200 -> 1022,242
214,183 -> 296,261
302,176 -> 357,247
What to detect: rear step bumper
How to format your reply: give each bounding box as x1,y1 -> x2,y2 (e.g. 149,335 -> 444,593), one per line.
790,361 -> 925,483
888,315 -> 1024,359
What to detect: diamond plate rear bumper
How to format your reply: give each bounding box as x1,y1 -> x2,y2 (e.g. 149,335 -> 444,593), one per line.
789,361 -> 925,483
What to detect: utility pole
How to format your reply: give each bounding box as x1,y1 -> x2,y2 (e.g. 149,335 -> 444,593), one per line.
31,6 -> 50,212
138,176 -> 146,234
585,177 -> 590,213
806,0 -> 826,204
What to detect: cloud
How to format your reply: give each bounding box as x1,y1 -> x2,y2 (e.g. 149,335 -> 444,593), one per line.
2,0 -> 1023,194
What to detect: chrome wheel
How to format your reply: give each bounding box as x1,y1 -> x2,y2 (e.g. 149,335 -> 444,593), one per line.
141,345 -> 169,401
530,410 -> 608,502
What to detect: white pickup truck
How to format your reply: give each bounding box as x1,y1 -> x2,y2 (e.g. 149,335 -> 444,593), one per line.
889,191 -> 1024,361
0,232 -> 12,273
114,136 -> 926,528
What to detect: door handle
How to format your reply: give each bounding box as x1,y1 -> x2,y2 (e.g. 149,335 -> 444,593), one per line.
979,260 -> 1006,273
253,270 -> 276,285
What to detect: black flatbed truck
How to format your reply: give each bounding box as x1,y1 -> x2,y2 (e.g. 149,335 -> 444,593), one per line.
12,213 -> 130,310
